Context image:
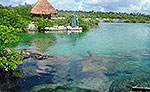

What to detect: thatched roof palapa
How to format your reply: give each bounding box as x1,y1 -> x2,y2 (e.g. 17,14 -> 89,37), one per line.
30,0 -> 58,15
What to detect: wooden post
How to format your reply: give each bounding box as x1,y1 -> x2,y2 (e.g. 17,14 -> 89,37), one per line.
132,87 -> 150,92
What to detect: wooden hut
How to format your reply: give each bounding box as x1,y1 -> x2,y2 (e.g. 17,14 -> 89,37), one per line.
30,0 -> 58,19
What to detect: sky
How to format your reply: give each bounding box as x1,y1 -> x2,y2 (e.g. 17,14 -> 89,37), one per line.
0,0 -> 150,14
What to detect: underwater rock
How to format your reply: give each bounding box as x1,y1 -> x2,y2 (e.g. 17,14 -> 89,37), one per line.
78,50 -> 150,91
30,83 -> 99,92
30,83 -> 68,92
74,76 -> 112,92
22,48 -> 51,60
81,51 -> 116,73
19,48 -> 68,76
22,48 -> 67,62
115,49 -> 150,61
104,49 -> 150,77
105,49 -> 150,92
74,51 -> 115,91
108,72 -> 150,92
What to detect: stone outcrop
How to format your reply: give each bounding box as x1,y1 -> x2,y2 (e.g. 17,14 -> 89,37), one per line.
22,48 -> 51,60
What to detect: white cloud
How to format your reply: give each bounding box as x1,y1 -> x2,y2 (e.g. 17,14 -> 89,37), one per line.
78,0 -> 84,10
129,4 -> 141,12
23,0 -> 36,4
50,0 -> 81,11
84,0 -> 121,4
85,0 -> 100,4
1,0 -> 150,14
128,0 -> 150,13
100,7 -> 105,12
141,0 -> 150,5
57,1 -> 63,5
141,0 -> 150,11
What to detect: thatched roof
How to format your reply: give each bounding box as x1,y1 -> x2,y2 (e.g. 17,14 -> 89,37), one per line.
30,0 -> 57,15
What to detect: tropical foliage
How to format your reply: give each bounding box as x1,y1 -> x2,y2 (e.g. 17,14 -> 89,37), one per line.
0,9 -> 29,30
0,4 -> 31,71
0,25 -> 23,71
33,16 -> 72,30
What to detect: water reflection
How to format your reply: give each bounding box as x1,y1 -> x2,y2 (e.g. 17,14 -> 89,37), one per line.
15,33 -> 56,52
57,31 -> 88,46
32,38 -> 54,52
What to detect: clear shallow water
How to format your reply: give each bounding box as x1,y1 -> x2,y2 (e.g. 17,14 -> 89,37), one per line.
1,23 -> 150,92
16,23 -> 150,59
49,23 -> 150,58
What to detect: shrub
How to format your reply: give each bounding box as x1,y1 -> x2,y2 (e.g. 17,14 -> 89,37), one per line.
78,17 -> 90,30
0,25 -> 23,71
0,9 -> 29,31
34,18 -> 54,30
124,19 -> 131,23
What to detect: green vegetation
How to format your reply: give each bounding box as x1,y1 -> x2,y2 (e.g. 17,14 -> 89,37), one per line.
0,4 -> 31,72
33,17 -> 54,30
0,5 -> 31,31
56,10 -> 150,23
0,25 -> 23,71
0,9 -> 28,30
78,17 -> 99,30
33,16 -> 72,30
33,15 -> 98,30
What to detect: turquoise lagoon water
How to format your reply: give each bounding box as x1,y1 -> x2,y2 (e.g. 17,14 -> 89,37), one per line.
16,23 -> 150,59
49,23 -> 150,58
1,23 -> 150,92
